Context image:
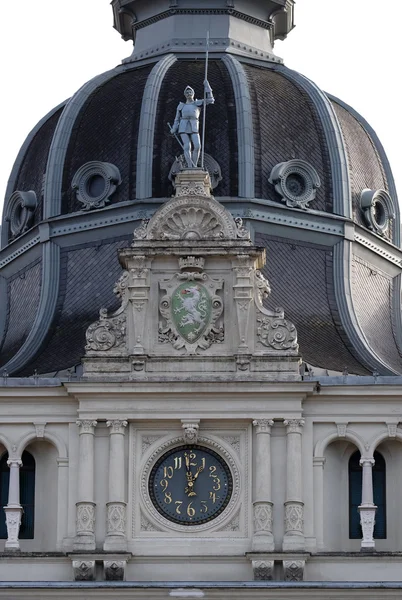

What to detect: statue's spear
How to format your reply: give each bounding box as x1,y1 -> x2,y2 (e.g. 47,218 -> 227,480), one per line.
201,31 -> 210,171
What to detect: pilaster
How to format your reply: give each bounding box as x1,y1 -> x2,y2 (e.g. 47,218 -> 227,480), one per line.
358,457 -> 377,551
104,419 -> 128,551
283,419 -> 305,551
74,420 -> 97,551
252,419 -> 274,552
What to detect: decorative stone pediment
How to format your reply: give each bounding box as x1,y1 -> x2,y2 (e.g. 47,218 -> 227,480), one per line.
134,170 -> 250,242
83,169 -> 300,381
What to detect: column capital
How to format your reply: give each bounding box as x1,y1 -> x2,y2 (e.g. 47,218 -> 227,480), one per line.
77,420 -> 97,435
7,458 -> 22,468
253,419 -> 274,434
359,457 -> 375,467
106,419 -> 128,434
284,419 -> 305,434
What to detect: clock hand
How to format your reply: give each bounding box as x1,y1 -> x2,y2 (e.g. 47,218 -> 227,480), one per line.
193,465 -> 204,480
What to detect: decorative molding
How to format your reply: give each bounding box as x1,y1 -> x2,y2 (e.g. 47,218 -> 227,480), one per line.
76,420 -> 97,435
284,419 -> 305,435
253,501 -> 273,534
142,435 -> 165,455
283,560 -> 305,582
360,188 -> 395,238
284,501 -> 304,533
221,435 -> 241,456
140,435 -> 241,533
253,419 -> 274,435
181,420 -> 200,444
219,511 -> 240,532
85,271 -> 129,354
336,423 -> 348,437
269,160 -> 321,210
222,55 -> 255,198
354,232 -> 402,267
136,54 -> 177,199
107,420 -> 128,435
252,560 -> 274,581
72,161 -> 122,211
4,506 -> 23,550
76,502 -> 96,534
33,422 -> 46,438
5,190 -> 37,241
140,512 -> 161,532
387,423 -> 398,438
169,154 -> 222,191
106,502 -> 126,535
104,560 -> 126,581
72,560 -> 95,581
0,235 -> 40,269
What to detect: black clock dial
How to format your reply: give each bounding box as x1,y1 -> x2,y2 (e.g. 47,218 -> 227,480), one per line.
149,445 -> 233,525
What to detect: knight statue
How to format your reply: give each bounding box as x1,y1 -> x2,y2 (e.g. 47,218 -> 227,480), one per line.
170,81 -> 215,169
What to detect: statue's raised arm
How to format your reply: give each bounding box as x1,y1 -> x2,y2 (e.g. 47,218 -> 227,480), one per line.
170,81 -> 215,169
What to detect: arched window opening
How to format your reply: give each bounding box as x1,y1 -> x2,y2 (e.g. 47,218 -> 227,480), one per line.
0,453 -> 9,539
20,451 -> 35,539
349,450 -> 386,539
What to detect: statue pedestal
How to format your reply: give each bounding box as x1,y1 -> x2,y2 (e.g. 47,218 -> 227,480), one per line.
174,169 -> 211,198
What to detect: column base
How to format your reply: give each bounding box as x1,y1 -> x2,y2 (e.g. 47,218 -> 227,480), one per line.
283,501 -> 305,551
282,533 -> 305,552
73,534 -> 96,552
4,505 -> 23,551
358,504 -> 377,551
104,535 -> 127,552
252,534 -> 274,552
74,502 -> 96,551
252,501 -> 274,551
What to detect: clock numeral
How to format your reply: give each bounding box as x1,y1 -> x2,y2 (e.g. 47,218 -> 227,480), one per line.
160,478 -> 169,491
187,502 -> 196,517
164,491 -> 172,504
163,466 -> 174,479
209,491 -> 218,504
209,465 -> 217,477
175,501 -> 183,515
174,456 -> 182,470
212,477 -> 221,491
200,501 -> 208,514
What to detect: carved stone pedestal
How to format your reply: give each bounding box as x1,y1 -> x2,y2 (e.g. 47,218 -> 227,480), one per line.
4,505 -> 23,551
104,502 -> 127,551
73,502 -> 96,551
71,554 -> 130,582
358,504 -> 377,551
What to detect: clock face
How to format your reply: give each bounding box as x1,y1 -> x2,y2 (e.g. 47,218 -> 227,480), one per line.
149,445 -> 233,525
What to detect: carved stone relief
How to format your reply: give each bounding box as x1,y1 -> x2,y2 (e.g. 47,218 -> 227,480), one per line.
269,159 -> 321,210
283,560 -> 305,582
104,560 -> 126,581
169,154 -> 223,190
73,560 -> 95,581
76,502 -> 96,535
6,190 -> 37,240
252,560 -> 274,581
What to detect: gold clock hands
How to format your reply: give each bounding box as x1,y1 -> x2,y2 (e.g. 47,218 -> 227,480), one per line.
185,470 -> 196,497
193,465 -> 204,480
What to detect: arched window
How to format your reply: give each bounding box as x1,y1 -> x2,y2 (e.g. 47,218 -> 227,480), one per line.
349,450 -> 386,539
0,451 -> 35,540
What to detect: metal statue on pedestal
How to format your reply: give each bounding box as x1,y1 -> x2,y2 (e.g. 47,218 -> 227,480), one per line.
169,33 -> 214,169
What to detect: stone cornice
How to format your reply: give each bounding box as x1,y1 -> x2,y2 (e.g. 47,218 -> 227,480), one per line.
133,9 -> 273,33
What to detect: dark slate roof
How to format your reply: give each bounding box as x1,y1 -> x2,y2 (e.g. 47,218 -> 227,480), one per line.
9,107 -> 64,228
256,233 -> 370,375
245,64 -> 332,211
17,236 -> 132,376
61,65 -> 153,214
352,256 -> 402,374
0,260 -> 41,366
331,99 -> 390,234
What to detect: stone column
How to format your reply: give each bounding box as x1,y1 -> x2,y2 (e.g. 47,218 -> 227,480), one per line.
56,458 -> 69,550
313,457 -> 326,551
358,457 -> 376,551
4,458 -> 23,551
283,419 -> 305,551
104,419 -> 128,551
252,419 -> 274,552
74,420 -> 97,551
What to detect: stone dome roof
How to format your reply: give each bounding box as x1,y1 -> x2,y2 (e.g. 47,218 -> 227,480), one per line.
1,1 -> 401,377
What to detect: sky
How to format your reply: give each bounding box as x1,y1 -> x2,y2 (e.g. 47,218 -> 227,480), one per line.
0,0 -> 401,213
